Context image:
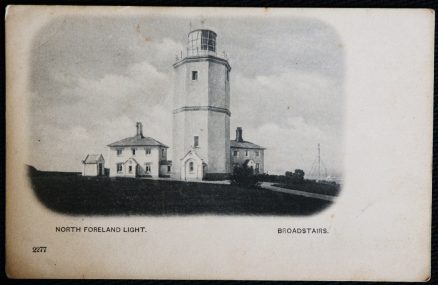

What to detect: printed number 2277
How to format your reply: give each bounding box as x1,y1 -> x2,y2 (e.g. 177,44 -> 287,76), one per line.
32,246 -> 47,253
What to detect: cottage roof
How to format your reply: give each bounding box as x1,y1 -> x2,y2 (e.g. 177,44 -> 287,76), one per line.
82,154 -> 104,164
230,140 -> 265,150
108,135 -> 168,148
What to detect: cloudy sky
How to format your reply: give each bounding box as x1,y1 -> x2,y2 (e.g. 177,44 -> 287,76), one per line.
29,12 -> 345,177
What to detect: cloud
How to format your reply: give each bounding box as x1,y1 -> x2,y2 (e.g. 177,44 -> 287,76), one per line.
28,15 -> 345,176
29,60 -> 173,172
231,70 -> 343,133
232,117 -> 343,176
218,16 -> 344,79
29,125 -> 95,172
229,70 -> 344,176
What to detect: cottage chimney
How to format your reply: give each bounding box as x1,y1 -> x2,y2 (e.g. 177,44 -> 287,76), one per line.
136,122 -> 143,137
236,127 -> 243,142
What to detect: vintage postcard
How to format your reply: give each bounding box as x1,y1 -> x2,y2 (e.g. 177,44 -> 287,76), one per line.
5,6 -> 433,280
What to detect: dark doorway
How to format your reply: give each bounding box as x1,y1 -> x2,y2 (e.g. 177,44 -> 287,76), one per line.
98,163 -> 103,176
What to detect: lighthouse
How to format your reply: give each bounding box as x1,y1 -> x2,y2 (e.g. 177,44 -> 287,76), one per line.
171,29 -> 231,180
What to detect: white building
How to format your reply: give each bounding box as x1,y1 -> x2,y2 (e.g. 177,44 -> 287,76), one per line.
230,127 -> 265,174
172,29 -> 231,181
107,122 -> 171,178
82,154 -> 105,176
171,29 -> 264,181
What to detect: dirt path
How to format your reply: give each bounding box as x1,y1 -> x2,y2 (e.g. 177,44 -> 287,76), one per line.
139,176 -> 231,185
260,182 -> 336,202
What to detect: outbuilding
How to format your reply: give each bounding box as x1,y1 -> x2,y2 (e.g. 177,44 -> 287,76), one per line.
82,154 -> 105,176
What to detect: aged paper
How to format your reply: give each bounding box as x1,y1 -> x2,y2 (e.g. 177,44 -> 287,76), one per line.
6,6 -> 433,280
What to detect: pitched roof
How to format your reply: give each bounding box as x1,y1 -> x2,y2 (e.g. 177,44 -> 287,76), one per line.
124,157 -> 140,165
243,159 -> 256,166
108,135 -> 168,148
230,140 -> 265,150
82,154 -> 104,164
180,148 -> 205,163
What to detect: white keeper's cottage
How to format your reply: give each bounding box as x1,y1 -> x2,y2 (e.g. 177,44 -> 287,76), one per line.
107,122 -> 171,178
230,127 -> 265,174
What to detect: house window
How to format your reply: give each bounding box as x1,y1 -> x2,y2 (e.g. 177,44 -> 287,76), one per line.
233,150 -> 238,157
132,148 -> 136,155
255,151 -> 260,157
128,166 -> 133,173
116,163 -> 123,173
167,165 -> 171,172
189,161 -> 194,172
145,163 -> 151,174
194,136 -> 199,147
117,149 -> 123,156
255,163 -> 260,174
145,148 -> 151,155
192,71 -> 198,80
161,149 -> 165,156
245,150 -> 249,157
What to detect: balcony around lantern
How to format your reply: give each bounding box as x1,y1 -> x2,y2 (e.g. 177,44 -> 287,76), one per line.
173,29 -> 230,68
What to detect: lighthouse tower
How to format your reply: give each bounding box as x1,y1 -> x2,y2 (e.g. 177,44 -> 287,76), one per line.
172,29 -> 231,180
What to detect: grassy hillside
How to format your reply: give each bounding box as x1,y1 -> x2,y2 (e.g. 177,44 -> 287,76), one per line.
29,173 -> 332,216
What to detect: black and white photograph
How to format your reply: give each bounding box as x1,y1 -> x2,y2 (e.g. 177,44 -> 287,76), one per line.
26,10 -> 344,216
5,6 -> 432,280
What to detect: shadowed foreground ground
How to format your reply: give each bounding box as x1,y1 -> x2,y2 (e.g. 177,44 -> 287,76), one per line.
30,173 -> 333,216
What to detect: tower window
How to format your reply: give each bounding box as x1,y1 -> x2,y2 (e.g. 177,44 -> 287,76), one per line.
132,148 -> 136,155
245,150 -> 249,157
145,148 -> 151,155
192,71 -> 198,80
194,136 -> 199,147
233,150 -> 238,157
201,30 -> 216,52
189,161 -> 194,172
116,149 -> 123,156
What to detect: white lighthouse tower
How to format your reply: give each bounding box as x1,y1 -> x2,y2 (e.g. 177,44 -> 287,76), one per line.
172,29 -> 231,180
